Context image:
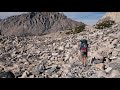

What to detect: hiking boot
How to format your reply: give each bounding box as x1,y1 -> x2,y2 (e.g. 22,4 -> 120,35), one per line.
84,64 -> 87,67
82,63 -> 87,67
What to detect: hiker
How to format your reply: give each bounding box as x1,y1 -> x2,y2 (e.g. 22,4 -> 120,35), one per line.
79,39 -> 88,66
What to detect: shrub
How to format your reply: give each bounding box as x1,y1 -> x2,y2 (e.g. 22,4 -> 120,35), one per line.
74,25 -> 85,34
65,25 -> 85,35
95,19 -> 115,29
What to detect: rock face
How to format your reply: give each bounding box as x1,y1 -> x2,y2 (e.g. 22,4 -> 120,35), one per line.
97,12 -> 120,24
0,12 -> 85,36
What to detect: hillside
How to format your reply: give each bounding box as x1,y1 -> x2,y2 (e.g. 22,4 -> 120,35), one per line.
0,22 -> 120,78
0,12 -> 120,78
96,12 -> 120,25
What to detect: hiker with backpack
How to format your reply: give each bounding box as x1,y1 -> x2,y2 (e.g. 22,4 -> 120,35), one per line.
79,39 -> 88,66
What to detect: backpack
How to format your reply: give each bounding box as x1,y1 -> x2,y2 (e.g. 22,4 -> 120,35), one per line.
80,39 -> 88,52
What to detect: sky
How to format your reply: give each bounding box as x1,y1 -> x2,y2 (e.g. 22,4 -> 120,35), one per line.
0,12 -> 106,25
63,12 -> 106,25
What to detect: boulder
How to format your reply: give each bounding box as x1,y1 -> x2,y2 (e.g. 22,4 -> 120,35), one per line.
45,66 -> 57,75
109,70 -> 120,78
111,39 -> 118,45
110,57 -> 117,60
95,63 -> 105,70
20,70 -> 29,78
105,67 -> 112,73
0,71 -> 15,78
93,59 -> 104,64
112,50 -> 118,57
29,75 -> 35,78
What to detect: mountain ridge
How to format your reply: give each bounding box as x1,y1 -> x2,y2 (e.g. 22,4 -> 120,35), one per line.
0,12 -> 85,36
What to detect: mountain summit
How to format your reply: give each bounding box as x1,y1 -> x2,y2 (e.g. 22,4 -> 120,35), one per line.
0,12 -> 85,36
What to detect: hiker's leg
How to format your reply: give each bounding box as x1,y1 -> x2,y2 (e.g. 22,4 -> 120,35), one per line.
78,50 -> 81,60
82,57 -> 84,65
84,57 -> 86,66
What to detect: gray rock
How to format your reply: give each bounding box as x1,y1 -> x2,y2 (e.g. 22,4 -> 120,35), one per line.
29,75 -> 35,78
109,70 -> 120,78
0,71 -> 15,78
112,51 -> 118,57
110,57 -> 117,60
109,62 -> 120,71
45,65 -> 60,75
93,59 -> 103,64
20,70 -> 29,78
105,67 -> 112,73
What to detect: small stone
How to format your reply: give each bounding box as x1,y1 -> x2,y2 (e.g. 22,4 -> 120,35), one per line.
58,46 -> 64,51
52,74 -> 58,78
65,43 -> 71,48
69,57 -> 74,64
105,67 -> 112,73
53,43 -> 56,46
110,57 -> 117,60
105,58 -> 110,62
17,55 -> 22,58
24,62 -> 29,65
52,53 -> 58,56
35,50 -> 40,54
11,52 -> 16,58
65,51 -> 71,61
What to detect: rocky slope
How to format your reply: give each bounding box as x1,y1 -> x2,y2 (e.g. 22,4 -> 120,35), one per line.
0,22 -> 120,78
97,12 -> 120,24
0,12 -> 85,36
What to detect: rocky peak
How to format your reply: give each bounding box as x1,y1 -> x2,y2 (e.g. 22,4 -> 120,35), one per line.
0,12 -> 85,36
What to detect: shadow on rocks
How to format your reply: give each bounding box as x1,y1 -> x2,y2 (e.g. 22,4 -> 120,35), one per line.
0,71 -> 15,78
